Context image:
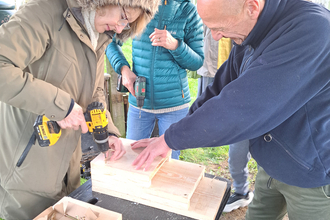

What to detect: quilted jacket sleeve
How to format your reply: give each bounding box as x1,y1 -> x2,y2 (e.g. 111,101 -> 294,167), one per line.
106,38 -> 130,75
168,3 -> 204,71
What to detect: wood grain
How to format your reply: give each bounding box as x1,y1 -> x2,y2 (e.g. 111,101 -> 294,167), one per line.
91,138 -> 170,187
91,138 -> 227,219
93,174 -> 227,220
92,159 -> 205,209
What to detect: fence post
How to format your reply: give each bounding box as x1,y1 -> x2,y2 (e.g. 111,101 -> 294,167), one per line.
106,58 -> 126,137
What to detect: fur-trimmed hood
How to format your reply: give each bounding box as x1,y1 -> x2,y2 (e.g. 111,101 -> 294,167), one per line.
75,0 -> 160,15
71,0 -> 160,41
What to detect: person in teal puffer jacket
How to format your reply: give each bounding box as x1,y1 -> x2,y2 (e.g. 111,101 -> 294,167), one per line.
106,0 -> 204,159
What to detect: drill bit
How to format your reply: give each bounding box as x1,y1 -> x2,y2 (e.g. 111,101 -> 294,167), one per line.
103,151 -> 108,159
103,148 -> 115,161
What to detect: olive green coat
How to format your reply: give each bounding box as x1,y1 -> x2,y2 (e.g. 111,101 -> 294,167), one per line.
0,0 -> 120,219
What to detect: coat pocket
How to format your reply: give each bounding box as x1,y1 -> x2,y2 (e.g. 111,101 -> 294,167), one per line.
12,129 -> 79,197
322,184 -> 330,198
270,133 -> 312,171
44,48 -> 72,87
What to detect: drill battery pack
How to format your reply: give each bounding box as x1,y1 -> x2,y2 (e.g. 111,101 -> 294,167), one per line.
116,75 -> 129,93
34,115 -> 61,147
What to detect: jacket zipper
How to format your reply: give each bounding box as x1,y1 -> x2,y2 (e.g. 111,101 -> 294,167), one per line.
272,135 -> 311,170
150,0 -> 167,109
177,67 -> 184,98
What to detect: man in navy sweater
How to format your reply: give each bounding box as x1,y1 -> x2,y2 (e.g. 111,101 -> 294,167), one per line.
132,0 -> 330,219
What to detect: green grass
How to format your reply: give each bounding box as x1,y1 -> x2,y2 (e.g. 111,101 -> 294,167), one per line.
121,38 -> 133,66
80,177 -> 88,185
188,78 -> 198,106
105,38 -> 133,73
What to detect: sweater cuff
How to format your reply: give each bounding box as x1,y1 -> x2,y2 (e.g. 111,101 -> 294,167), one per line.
164,130 -> 177,151
169,39 -> 184,57
65,99 -> 75,118
109,133 -> 118,138
118,63 -> 130,75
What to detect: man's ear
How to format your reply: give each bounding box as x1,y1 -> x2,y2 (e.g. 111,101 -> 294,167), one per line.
244,0 -> 263,19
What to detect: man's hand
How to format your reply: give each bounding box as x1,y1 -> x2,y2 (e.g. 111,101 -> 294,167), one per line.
121,66 -> 137,96
131,135 -> 171,171
57,102 -> 88,133
107,136 -> 126,161
150,28 -> 179,51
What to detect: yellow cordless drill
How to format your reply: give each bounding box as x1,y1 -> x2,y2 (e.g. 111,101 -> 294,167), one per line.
35,102 -> 109,157
17,102 -> 109,168
84,102 -> 109,157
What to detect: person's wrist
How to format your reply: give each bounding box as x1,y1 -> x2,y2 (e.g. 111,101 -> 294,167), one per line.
121,65 -> 130,74
108,133 -> 118,138
171,39 -> 179,50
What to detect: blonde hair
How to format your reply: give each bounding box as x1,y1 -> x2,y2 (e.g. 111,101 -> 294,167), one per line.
117,7 -> 152,41
95,5 -> 152,41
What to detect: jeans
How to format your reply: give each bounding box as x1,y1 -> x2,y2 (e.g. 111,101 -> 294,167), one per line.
229,140 -> 251,195
246,166 -> 330,220
197,76 -> 214,97
126,105 -> 189,159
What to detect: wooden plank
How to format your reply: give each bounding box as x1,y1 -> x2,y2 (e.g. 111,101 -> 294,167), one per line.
91,138 -> 170,187
93,174 -> 227,220
92,159 -> 205,209
58,197 -> 122,219
34,197 -> 122,220
189,178 -> 226,218
92,180 -> 191,210
149,159 -> 205,203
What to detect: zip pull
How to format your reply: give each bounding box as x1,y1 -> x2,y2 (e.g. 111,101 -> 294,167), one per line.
165,0 -> 167,5
182,90 -> 184,98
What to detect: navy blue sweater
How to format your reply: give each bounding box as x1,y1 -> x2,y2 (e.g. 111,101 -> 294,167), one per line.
165,0 -> 330,188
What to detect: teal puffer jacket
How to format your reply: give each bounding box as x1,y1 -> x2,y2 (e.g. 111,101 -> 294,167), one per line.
106,0 -> 204,110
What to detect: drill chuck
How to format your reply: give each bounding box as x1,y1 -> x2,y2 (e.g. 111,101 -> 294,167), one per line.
92,126 -> 109,152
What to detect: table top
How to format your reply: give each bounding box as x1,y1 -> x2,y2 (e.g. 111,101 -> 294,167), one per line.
69,173 -> 231,220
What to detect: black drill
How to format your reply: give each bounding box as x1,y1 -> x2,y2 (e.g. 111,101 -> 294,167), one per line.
117,75 -> 146,117
134,76 -> 146,109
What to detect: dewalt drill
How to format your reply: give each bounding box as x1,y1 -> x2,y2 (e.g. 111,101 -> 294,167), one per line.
35,102 -> 109,157
84,102 -> 109,158
17,102 -> 110,167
